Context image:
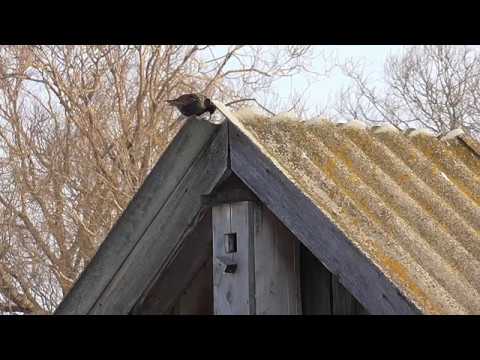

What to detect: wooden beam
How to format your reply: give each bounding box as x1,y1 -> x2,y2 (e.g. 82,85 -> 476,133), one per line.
228,121 -> 421,315
86,123 -> 228,314
202,174 -> 259,206
56,119 -> 223,314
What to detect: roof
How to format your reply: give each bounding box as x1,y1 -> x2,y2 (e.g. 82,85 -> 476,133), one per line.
233,109 -> 480,314
55,102 -> 480,315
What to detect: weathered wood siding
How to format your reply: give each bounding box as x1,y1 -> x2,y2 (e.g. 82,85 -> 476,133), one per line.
168,260 -> 213,315
300,244 -> 368,315
212,200 -> 301,315
212,202 -> 256,314
132,212 -> 213,314
254,204 -> 301,315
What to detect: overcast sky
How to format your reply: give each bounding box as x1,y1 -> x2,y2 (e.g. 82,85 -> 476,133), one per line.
273,45 -> 406,116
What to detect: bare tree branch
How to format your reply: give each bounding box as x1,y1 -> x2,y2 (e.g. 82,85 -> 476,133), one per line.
333,45 -> 480,139
225,98 -> 276,115
0,45 -> 317,313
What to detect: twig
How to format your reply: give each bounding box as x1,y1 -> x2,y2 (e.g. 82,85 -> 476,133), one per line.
225,98 -> 276,116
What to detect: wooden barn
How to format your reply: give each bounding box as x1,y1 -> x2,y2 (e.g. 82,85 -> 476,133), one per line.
55,102 -> 480,315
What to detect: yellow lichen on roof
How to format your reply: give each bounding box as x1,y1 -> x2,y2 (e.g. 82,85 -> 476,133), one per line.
236,111 -> 480,314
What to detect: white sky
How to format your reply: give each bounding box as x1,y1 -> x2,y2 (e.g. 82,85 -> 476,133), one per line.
272,45 -> 406,116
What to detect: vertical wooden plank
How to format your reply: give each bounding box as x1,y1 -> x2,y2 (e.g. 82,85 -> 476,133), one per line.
253,204 -> 274,315
254,205 -> 301,315
213,201 -> 301,315
212,202 -> 254,314
230,202 -> 256,314
212,204 -> 232,314
332,275 -> 369,315
300,244 -> 332,314
300,244 -> 368,315
276,216 -> 302,315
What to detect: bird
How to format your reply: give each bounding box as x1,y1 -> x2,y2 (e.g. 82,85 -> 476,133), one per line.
166,93 -> 216,119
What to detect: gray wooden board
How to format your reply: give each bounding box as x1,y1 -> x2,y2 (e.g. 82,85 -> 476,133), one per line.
332,275 -> 368,315
202,173 -> 259,206
212,202 -> 255,314
229,122 -> 421,315
132,212 -> 213,314
300,244 -> 332,314
174,259 -> 213,314
56,118 -> 222,314
88,122 -> 228,314
254,204 -> 301,315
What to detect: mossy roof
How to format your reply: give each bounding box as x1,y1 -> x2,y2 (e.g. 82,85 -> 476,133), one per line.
234,110 -> 480,314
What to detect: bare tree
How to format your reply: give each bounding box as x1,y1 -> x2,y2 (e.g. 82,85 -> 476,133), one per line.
333,45 -> 480,138
0,45 -> 321,314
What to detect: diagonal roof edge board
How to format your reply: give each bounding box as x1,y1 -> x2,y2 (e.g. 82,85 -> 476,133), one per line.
91,126 -> 228,314
55,119 -> 228,314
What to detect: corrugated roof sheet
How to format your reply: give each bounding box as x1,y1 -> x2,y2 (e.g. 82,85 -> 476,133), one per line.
235,110 -> 480,314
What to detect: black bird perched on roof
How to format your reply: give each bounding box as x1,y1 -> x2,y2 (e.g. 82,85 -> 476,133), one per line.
166,93 -> 217,119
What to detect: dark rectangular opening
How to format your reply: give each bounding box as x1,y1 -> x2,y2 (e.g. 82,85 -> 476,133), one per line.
300,243 -> 368,315
224,233 -> 237,253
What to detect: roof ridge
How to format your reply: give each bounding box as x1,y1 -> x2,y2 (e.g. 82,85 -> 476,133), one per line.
231,110 -> 474,145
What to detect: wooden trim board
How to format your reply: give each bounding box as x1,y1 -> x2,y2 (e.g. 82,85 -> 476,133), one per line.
56,119 -> 228,314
